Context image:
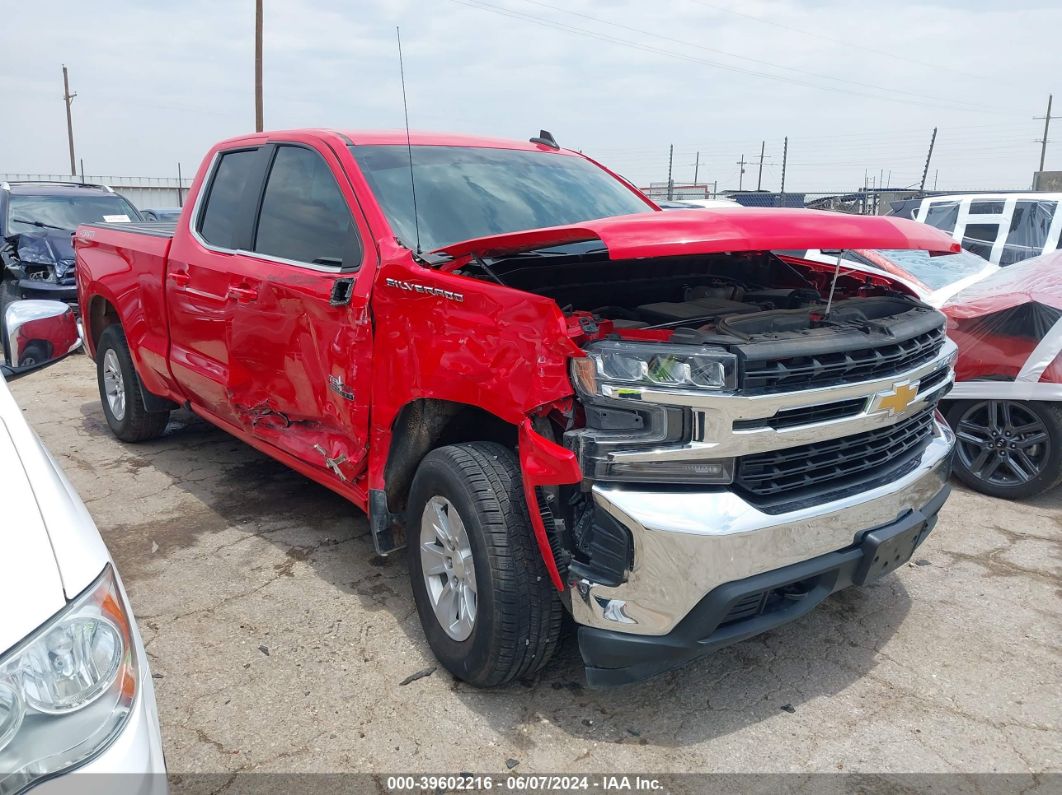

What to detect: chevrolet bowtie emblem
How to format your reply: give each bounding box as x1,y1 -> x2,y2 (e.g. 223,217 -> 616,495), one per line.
876,382 -> 919,416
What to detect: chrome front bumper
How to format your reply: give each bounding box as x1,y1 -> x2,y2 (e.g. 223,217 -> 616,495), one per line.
569,418 -> 955,636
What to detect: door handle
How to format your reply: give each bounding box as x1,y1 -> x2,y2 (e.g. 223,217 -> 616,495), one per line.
226,284 -> 258,303
168,270 -> 190,287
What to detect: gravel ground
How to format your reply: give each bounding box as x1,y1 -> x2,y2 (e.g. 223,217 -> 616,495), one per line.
9,355 -> 1061,780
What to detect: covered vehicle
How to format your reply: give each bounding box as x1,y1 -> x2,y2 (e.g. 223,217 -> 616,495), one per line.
0,182 -> 143,309
888,193 -> 1062,266
941,251 -> 1062,498
795,247 -> 998,307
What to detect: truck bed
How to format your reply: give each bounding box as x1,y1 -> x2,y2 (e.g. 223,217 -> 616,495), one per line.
75,219 -> 179,402
80,220 -> 177,239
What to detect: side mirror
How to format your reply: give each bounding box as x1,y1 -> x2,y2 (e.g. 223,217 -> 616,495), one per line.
1,300 -> 82,380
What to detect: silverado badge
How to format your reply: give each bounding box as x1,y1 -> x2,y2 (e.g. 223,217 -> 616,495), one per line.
875,382 -> 919,416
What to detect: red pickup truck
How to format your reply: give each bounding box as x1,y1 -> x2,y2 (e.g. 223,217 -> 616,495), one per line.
76,129 -> 959,687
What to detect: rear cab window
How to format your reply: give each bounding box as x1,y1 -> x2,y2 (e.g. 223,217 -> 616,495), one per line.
197,149 -> 262,249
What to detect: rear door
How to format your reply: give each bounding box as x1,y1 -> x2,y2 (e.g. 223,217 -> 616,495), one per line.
165,144 -> 271,421
224,139 -> 375,487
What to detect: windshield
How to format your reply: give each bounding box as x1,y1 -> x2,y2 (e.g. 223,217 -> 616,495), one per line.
7,193 -> 141,234
869,248 -> 993,290
349,145 -> 652,251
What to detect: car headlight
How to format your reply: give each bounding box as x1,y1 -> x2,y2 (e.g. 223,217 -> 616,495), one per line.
0,565 -> 138,795
566,341 -> 737,485
571,340 -> 737,396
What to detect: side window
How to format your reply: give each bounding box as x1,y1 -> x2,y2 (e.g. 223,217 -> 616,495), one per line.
923,201 -> 959,233
198,149 -> 260,249
962,223 -> 1001,261
1002,200 -> 1057,266
253,146 -> 360,267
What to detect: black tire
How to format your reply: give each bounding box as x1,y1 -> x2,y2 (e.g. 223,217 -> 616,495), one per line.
18,341 -> 50,368
946,399 -> 1062,500
406,442 -> 563,687
96,325 -> 171,442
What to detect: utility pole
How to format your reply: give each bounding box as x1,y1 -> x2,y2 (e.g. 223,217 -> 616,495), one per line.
666,144 -> 674,200
919,127 -> 938,194
755,140 -> 766,191
62,65 -> 77,176
693,151 -> 700,186
933,170 -> 939,191
1036,94 -> 1054,174
255,0 -> 264,132
780,136 -> 788,195
177,162 -> 185,207
736,153 -> 747,191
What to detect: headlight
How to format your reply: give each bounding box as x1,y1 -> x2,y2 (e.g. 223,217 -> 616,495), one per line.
567,341 -> 737,485
571,340 -> 737,396
0,566 -> 138,795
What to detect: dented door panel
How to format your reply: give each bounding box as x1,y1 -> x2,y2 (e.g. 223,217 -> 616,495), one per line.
226,262 -> 372,486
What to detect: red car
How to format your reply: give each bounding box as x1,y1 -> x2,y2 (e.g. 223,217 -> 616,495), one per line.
942,252 -> 1062,498
76,129 -> 960,686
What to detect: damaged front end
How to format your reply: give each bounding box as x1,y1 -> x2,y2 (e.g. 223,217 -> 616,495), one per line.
1,231 -> 78,306
449,227 -> 957,684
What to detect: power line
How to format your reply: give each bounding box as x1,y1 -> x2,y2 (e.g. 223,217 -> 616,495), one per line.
508,0 -> 996,113
687,0 -> 997,83
448,0 -> 1023,116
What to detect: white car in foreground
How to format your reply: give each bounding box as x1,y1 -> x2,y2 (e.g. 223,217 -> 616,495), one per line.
0,301 -> 165,794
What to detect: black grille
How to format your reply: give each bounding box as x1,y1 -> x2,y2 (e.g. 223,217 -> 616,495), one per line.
742,326 -> 946,393
735,408 -> 937,503
733,397 -> 867,431
917,367 -> 949,394
718,579 -> 818,628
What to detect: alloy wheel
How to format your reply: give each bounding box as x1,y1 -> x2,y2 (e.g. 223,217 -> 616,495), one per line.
953,400 -> 1050,486
102,348 -> 126,421
419,495 -> 478,641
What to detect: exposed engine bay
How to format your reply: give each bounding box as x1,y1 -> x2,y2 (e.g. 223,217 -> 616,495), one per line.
461,248 -> 938,350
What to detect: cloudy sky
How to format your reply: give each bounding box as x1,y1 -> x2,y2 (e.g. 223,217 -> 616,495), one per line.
2,0 -> 1059,192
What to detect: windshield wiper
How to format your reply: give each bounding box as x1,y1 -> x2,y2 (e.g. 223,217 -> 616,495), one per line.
11,217 -> 71,232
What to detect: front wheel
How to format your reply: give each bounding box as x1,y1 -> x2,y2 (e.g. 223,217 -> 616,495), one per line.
406,442 -> 563,687
946,399 -> 1062,499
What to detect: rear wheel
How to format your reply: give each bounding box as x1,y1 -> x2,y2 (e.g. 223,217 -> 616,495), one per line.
406,442 -> 563,687
96,325 -> 171,442
947,399 -> 1062,499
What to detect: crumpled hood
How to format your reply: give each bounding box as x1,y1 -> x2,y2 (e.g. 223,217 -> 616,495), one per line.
15,230 -> 77,278
432,208 -> 960,268
0,417 -> 66,654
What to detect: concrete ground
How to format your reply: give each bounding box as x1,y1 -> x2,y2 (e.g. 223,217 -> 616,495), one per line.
9,356 -> 1061,778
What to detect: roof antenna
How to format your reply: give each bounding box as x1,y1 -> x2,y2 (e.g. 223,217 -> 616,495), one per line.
396,26 -> 421,256
823,249 -> 845,320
